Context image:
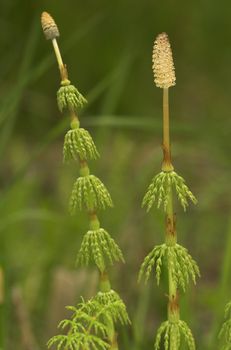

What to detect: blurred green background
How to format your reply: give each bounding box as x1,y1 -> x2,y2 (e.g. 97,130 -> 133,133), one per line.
1,0 -> 231,349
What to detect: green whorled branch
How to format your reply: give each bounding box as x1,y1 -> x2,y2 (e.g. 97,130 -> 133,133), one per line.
57,80 -> 87,113
95,290 -> 130,326
138,243 -> 200,292
48,328 -> 109,350
47,299 -> 109,350
142,170 -> 197,212
95,290 -> 124,306
219,301 -> 231,349
154,320 -> 195,350
47,297 -> 128,350
69,175 -> 113,214
63,127 -> 99,162
95,290 -> 130,350
77,228 -> 124,272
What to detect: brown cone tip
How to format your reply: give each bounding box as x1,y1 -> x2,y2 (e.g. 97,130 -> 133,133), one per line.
41,12 -> 60,40
152,32 -> 176,88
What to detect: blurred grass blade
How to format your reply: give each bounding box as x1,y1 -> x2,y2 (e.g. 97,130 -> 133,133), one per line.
208,217 -> 231,346
0,19 -> 40,159
0,209 -> 60,233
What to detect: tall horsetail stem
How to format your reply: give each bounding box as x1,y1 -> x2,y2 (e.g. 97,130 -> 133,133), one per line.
139,32 -> 199,350
41,11 -> 129,350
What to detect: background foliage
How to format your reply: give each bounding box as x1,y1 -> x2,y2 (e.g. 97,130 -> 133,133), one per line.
1,0 -> 231,349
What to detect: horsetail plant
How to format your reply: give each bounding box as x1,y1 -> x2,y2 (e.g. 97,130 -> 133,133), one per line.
41,12 -> 129,350
138,33 -> 200,349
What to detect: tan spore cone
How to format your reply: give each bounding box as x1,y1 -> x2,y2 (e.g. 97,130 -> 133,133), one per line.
152,32 -> 176,88
41,12 -> 60,40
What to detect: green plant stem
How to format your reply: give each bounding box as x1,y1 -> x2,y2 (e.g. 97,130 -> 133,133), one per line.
89,210 -> 118,350
166,186 -> 179,327
100,272 -> 118,350
162,88 -> 174,172
52,38 -> 64,71
51,38 -> 69,83
163,88 -> 170,152
163,88 -> 179,341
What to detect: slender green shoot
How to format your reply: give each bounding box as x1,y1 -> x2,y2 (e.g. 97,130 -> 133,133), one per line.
41,11 -> 129,350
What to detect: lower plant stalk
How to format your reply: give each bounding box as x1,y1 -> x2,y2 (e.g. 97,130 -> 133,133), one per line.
88,206 -> 118,350
163,85 -> 179,338
166,184 -> 179,344
99,271 -> 118,350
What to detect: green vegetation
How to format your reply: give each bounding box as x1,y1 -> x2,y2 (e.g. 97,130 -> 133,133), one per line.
2,1 -> 231,350
47,297 -> 128,350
